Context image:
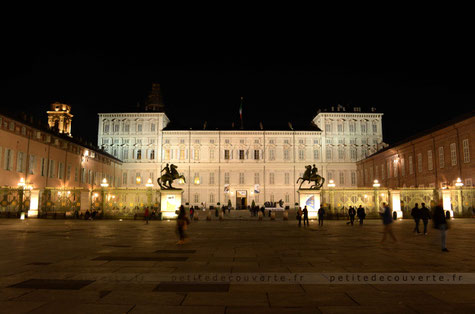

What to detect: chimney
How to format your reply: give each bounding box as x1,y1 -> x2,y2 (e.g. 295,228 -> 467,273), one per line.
144,83 -> 165,112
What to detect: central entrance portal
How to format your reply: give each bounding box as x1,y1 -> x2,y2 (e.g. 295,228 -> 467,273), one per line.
236,190 -> 247,210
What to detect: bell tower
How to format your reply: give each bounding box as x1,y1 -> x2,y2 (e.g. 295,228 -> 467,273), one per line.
47,102 -> 73,137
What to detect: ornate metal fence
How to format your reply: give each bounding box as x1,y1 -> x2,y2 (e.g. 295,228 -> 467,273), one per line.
0,187 -> 31,218
38,188 -> 83,217
91,188 -> 160,218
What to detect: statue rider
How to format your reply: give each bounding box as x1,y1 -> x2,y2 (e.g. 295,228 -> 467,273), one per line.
161,163 -> 171,176
311,164 -> 318,178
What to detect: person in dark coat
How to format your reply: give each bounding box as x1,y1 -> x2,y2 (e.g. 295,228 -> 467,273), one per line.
177,205 -> 190,245
381,202 -> 397,243
420,203 -> 431,235
411,203 -> 422,234
189,206 -> 194,221
302,206 -> 309,226
297,207 -> 303,227
347,206 -> 356,226
357,205 -> 366,225
432,199 -> 449,252
318,207 -> 325,226
144,207 -> 150,224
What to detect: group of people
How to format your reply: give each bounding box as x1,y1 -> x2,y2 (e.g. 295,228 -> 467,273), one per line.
347,205 -> 366,226
381,199 -> 449,252
296,206 -> 326,227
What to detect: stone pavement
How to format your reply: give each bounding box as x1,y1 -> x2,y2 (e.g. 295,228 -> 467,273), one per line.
0,218 -> 474,313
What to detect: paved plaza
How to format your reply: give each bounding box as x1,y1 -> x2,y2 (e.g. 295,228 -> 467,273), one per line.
0,216 -> 474,313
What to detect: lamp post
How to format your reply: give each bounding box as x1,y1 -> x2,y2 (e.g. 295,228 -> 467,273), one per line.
373,179 -> 380,214
100,178 -> 109,215
328,179 -> 335,213
455,178 -> 464,217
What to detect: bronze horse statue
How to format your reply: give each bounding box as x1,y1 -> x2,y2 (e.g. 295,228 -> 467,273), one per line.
296,165 -> 325,189
158,164 -> 186,189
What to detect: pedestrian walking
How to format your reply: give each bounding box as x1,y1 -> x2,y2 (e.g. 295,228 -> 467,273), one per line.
297,207 -> 303,227
357,205 -> 366,225
381,202 -> 397,243
303,206 -> 309,226
318,207 -> 325,226
347,206 -> 356,226
420,203 -> 431,235
411,203 -> 422,234
432,199 -> 449,252
144,207 -> 150,224
189,206 -> 194,221
176,205 -> 190,245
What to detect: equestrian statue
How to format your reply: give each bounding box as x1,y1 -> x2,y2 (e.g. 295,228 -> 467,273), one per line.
158,163 -> 186,189
296,164 -> 325,189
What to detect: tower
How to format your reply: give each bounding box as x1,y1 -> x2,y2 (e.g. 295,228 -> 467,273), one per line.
144,83 -> 165,112
47,102 -> 73,136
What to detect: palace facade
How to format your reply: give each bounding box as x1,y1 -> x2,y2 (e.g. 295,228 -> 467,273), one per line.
98,84 -> 385,208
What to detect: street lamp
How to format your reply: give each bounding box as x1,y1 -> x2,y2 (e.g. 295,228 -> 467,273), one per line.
146,178 -> 154,188
327,179 -> 336,188
373,179 -> 381,188
455,178 -> 464,187
100,178 -> 109,188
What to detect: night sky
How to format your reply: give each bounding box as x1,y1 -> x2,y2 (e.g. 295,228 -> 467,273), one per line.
1,39 -> 473,146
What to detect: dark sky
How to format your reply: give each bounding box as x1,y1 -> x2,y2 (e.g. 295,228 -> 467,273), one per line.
1,39 -> 473,146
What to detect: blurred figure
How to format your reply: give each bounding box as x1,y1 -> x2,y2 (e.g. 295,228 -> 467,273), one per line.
144,207 -> 150,224
189,206 -> 194,221
420,203 -> 431,235
176,205 -> 190,245
411,203 -> 421,234
318,207 -> 325,226
347,206 -> 356,226
381,202 -> 397,243
357,205 -> 366,225
297,207 -> 303,227
433,199 -> 449,252
303,206 -> 309,226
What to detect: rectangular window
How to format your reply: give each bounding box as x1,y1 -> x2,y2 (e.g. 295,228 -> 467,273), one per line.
401,158 -> 405,176
58,162 -> 64,179
269,149 -> 275,160
239,150 -> 245,160
254,150 -> 259,160
209,172 -> 215,185
339,172 -> 345,185
463,139 -> 470,163
337,123 -> 343,132
209,193 -> 215,204
450,143 -> 457,166
28,155 -> 36,175
284,173 -> 290,185
210,149 -> 215,160
284,149 -> 290,160
409,156 -> 414,174
427,150 -> 433,171
254,172 -> 260,184
351,172 -> 356,186
269,173 -> 275,185
151,123 -> 156,132
326,148 -> 332,160
417,153 -> 423,173
40,158 -> 46,176
124,124 -> 129,132
122,173 -> 128,185
372,123 -> 377,133
439,147 -> 445,168
381,163 -> 385,180
49,160 -> 55,178
66,164 -> 71,180
311,149 -> 318,161
16,151 -> 25,172
194,194 -> 199,203
361,123 -> 367,133
4,149 -> 13,171
350,149 -> 357,161
239,173 -> 245,184
349,123 -> 355,133
224,172 -> 230,184
338,148 -> 344,160
137,124 -> 142,132
114,124 -> 119,132
325,123 -> 331,132
298,149 -> 305,161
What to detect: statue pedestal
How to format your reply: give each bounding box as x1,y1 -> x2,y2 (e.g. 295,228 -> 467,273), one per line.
160,189 -> 183,220
297,189 -> 321,219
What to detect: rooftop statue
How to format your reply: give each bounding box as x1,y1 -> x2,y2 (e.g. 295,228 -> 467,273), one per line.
296,164 -> 325,189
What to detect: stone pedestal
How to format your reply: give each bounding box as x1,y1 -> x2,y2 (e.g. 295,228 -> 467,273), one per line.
160,189 -> 183,220
297,189 -> 321,219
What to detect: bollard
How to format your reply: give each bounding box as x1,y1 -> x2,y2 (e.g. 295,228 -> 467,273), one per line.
283,211 -> 288,221
258,211 -> 263,221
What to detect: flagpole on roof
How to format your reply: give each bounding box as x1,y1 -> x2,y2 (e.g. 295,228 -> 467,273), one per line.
240,96 -> 243,130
